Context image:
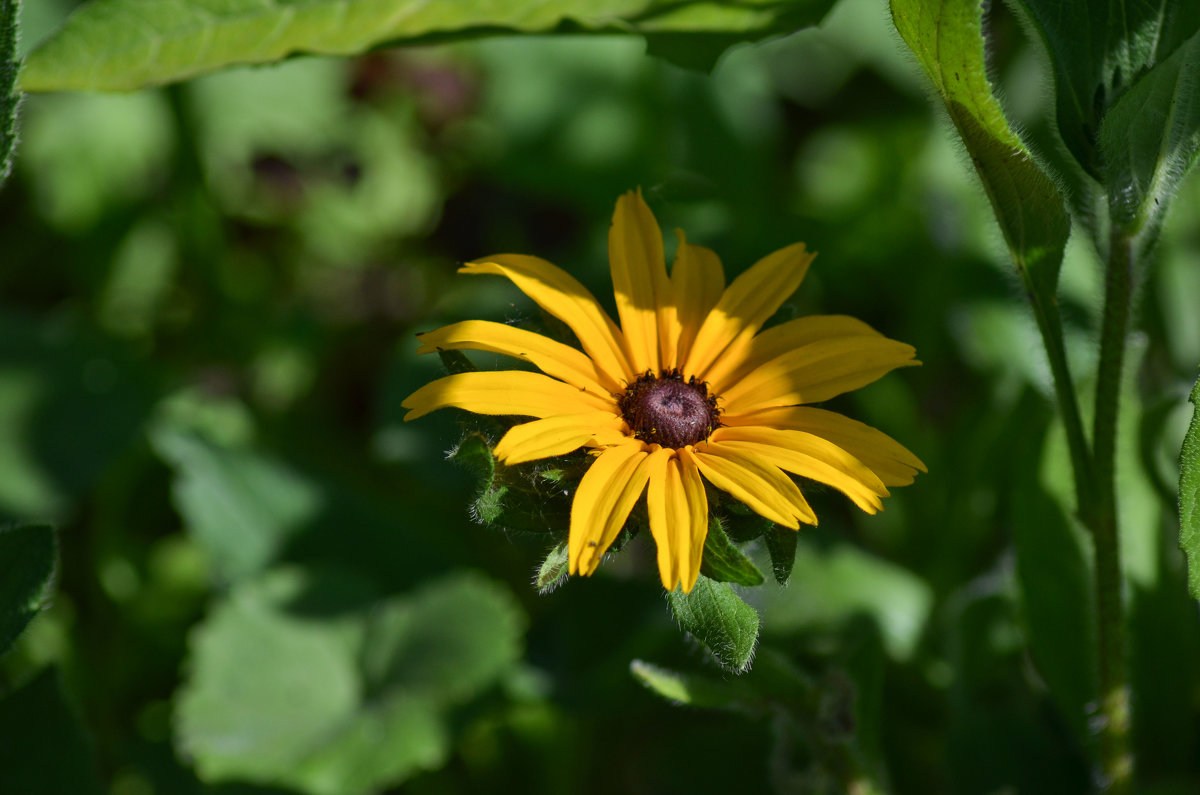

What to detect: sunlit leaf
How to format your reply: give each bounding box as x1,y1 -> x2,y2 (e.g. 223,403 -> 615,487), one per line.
699,515 -> 764,587
0,523 -> 55,656
630,659 -> 757,711
177,568 -> 525,794
667,574 -> 758,673
22,0 -> 837,93
0,0 -> 20,185
890,0 -> 1069,295
535,540 -> 569,594
1179,374 -> 1200,601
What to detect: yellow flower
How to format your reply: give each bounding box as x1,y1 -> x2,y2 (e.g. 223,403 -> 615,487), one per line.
404,190 -> 924,593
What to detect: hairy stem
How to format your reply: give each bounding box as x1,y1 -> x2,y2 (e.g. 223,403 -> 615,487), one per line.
1091,232 -> 1133,792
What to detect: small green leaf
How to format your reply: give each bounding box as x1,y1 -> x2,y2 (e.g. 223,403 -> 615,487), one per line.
1179,374 -> 1200,601
764,524 -> 797,586
629,659 -> 757,712
22,0 -> 837,93
535,541 -> 569,595
0,668 -> 102,795
1099,29 -> 1200,238
667,574 -> 759,673
436,349 -> 477,376
699,515 -> 764,586
0,523 -> 56,656
890,0 -> 1069,296
0,0 -> 20,186
450,433 -> 574,534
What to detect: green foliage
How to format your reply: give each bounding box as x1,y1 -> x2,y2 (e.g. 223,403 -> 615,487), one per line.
176,569 -> 525,794
630,659 -> 757,711
0,523 -> 54,656
764,523 -> 797,586
1180,375 -> 1200,600
535,540 -> 569,594
667,574 -> 759,673
450,432 -> 576,534
699,515 -> 764,586
0,668 -> 102,795
0,0 -> 19,186
21,0 -> 838,92
890,0 -> 1069,294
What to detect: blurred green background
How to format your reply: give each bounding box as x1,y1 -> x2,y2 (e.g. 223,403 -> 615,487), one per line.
4,0 -> 1200,793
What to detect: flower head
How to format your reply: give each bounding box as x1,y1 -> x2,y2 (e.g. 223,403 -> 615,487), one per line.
404,190 -> 924,592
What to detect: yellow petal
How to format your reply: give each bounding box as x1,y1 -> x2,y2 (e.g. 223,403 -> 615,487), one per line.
675,448 -> 710,593
494,412 -> 628,465
402,371 -> 614,421
644,448 -> 680,589
682,242 -> 816,381
569,441 -> 654,576
609,189 -> 669,374
704,315 -> 881,395
719,336 -> 918,415
417,320 -> 622,396
709,426 -> 888,513
462,254 -> 632,383
691,443 -> 815,528
722,406 -> 926,486
670,230 -> 724,370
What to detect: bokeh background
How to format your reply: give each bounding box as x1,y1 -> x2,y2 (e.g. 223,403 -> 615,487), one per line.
4,0 -> 1200,792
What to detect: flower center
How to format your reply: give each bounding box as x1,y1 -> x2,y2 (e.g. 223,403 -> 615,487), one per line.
618,370 -> 720,448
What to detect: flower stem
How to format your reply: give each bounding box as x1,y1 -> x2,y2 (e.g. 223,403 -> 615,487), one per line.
1090,232 -> 1134,791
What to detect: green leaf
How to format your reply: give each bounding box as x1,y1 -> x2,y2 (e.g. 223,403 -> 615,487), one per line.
1179,374 -> 1200,601
22,0 -> 837,93
0,523 -> 56,656
177,568 -> 526,794
1098,29 -> 1200,237
1013,0 -> 1200,180
449,432 -> 575,534
890,0 -> 1069,295
764,524 -> 797,586
150,428 -> 324,582
535,541 -> 569,595
699,515 -> 764,586
0,0 -> 20,186
629,659 -> 757,712
667,574 -> 759,673
436,349 -> 477,376
0,668 -> 102,795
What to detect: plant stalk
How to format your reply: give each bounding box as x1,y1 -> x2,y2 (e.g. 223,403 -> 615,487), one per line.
1091,232 -> 1134,792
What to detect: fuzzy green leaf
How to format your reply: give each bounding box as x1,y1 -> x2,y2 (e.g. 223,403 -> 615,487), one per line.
699,515 -> 764,587
535,541 -> 569,595
0,523 -> 56,656
22,0 -> 837,93
890,0 -> 1069,296
450,433 -> 574,534
177,568 -> 525,794
764,524 -> 797,586
1098,28 -> 1200,237
667,574 -> 759,673
0,0 -> 19,186
1013,0 -> 1200,180
1180,375 -> 1200,601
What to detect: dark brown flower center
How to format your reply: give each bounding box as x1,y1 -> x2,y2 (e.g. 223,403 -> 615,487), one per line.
618,370 -> 721,448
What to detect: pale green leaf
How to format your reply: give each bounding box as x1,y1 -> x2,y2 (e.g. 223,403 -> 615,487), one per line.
667,574 -> 759,673
890,0 -> 1069,294
1179,374 -> 1200,601
0,523 -> 56,656
22,0 -> 837,93
535,540 -> 569,594
1099,28 -> 1200,237
629,659 -> 757,711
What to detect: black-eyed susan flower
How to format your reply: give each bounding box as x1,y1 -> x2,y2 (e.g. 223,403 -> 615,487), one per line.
403,190 -> 924,593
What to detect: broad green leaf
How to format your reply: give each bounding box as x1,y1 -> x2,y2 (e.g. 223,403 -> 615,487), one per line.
177,568 -> 526,794
535,540 -> 569,594
890,0 -> 1069,295
0,668 -> 102,795
22,0 -> 837,93
0,0 -> 19,185
0,523 -> 55,655
1180,374 -> 1200,600
699,515 -> 764,587
667,574 -> 759,673
630,659 -> 757,712
764,524 -> 797,586
150,428 -> 324,581
1099,29 -> 1200,237
1014,0 -> 1200,180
